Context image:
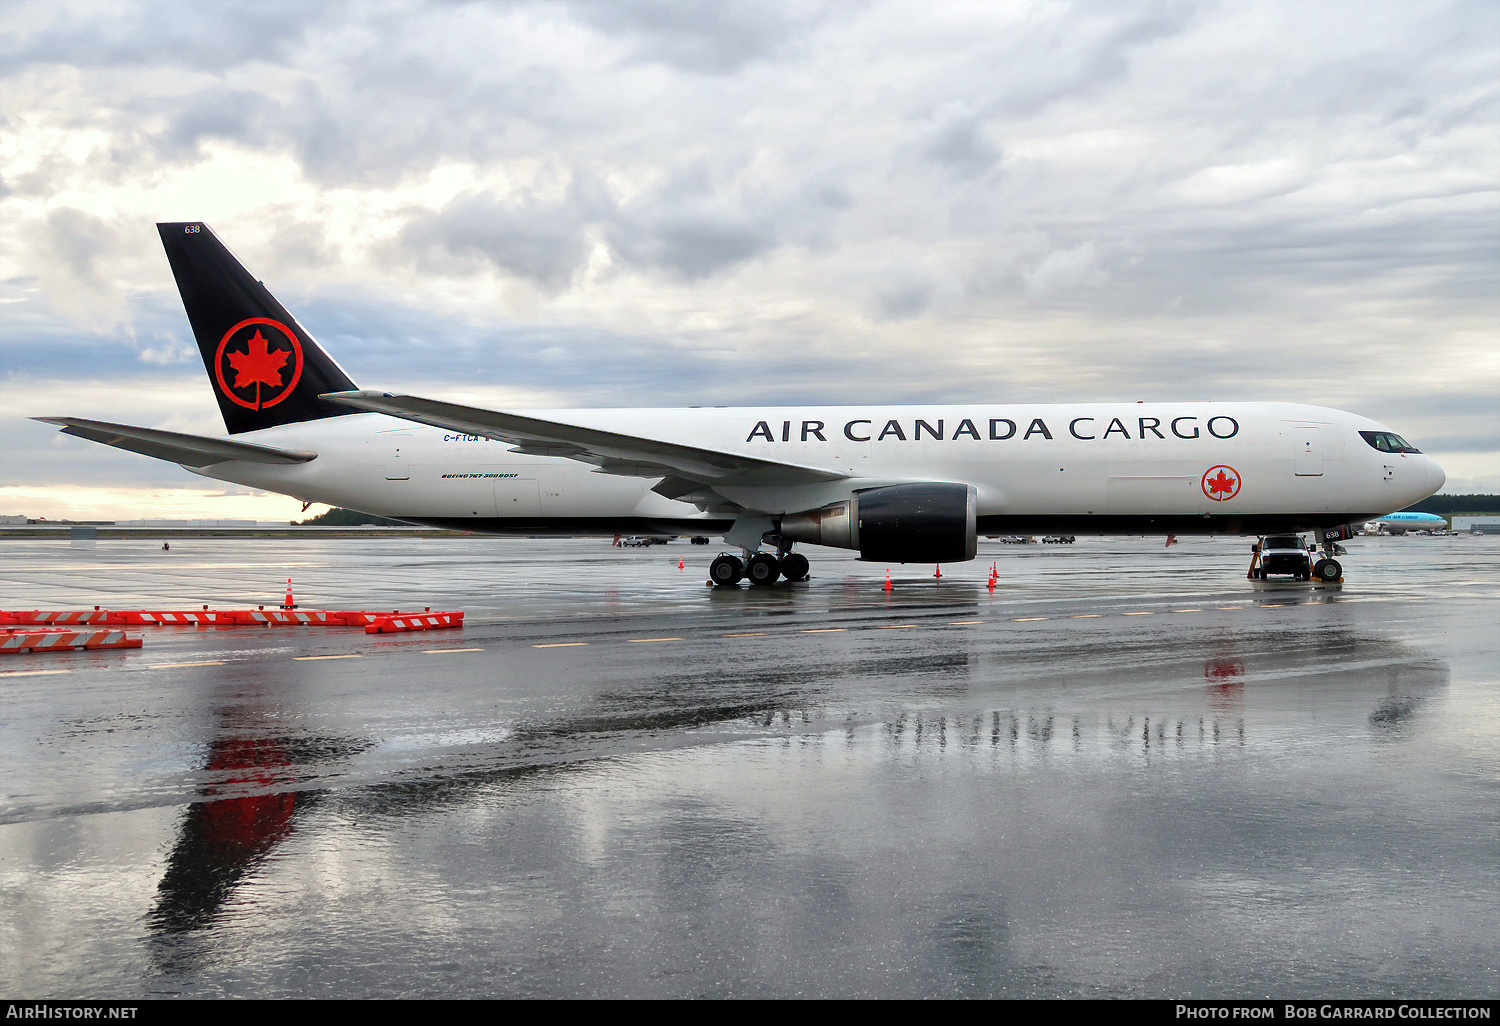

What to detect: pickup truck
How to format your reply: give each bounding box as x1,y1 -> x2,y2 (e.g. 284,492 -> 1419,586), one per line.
1251,535 -> 1314,580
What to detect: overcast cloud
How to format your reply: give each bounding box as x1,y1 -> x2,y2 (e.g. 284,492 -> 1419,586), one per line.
1,0 -> 1496,519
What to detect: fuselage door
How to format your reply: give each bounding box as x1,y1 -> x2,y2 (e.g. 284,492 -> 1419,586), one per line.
1293,427 -> 1323,477
384,434 -> 412,480
495,477 -> 542,517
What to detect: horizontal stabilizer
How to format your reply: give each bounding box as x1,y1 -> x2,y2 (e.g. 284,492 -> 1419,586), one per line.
320,391 -> 845,488
34,417 -> 317,467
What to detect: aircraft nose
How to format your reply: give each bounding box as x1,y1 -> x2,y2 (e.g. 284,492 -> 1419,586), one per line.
1426,456 -> 1446,496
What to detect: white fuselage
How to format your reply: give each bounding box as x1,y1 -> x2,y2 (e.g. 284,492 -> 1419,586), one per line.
186,401 -> 1445,543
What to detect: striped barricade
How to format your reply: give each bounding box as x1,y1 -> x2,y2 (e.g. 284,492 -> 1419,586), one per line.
7,610 -> 114,626
329,610 -> 447,626
2,607 -> 462,632
107,610 -> 226,626
364,611 -> 464,634
328,610 -> 392,626
229,609 -> 343,626
1,628 -> 143,654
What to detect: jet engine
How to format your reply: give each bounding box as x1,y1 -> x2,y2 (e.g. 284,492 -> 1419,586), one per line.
779,483 -> 977,563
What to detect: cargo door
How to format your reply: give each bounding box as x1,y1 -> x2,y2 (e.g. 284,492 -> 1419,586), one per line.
495,478 -> 542,517
1293,427 -> 1323,476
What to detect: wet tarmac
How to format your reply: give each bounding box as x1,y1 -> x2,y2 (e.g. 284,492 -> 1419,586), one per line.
1,534 -> 1496,998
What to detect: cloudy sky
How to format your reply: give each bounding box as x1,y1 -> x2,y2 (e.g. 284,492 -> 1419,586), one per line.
1,0 -> 1496,520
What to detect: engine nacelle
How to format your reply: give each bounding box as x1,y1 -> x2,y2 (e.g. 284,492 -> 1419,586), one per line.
780,483 -> 977,563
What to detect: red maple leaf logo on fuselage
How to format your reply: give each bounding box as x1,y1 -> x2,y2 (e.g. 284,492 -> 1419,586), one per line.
1202,465 -> 1242,501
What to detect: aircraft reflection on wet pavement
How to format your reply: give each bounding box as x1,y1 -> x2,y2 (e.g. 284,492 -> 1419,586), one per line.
134,619 -> 1449,950
147,714 -> 371,944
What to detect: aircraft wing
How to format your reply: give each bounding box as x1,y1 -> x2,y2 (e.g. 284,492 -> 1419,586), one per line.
320,391 -> 847,494
34,417 -> 317,467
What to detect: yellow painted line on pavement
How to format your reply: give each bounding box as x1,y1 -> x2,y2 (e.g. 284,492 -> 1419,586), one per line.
948,620 -> 985,625
1173,609 -> 1202,613
534,642 -> 588,648
294,654 -> 362,661
0,669 -> 72,677
1071,614 -> 1102,619
149,660 -> 226,668
629,637 -> 682,643
879,624 -> 919,629
423,647 -> 484,654
803,628 -> 846,633
1012,616 -> 1049,622
1123,611 -> 1155,616
722,632 -> 768,638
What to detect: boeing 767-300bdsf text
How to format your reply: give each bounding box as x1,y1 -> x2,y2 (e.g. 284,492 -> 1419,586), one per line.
38,222 -> 1445,586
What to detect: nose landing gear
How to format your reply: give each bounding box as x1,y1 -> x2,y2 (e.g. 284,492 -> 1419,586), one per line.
1311,556 -> 1343,582
1313,526 -> 1349,583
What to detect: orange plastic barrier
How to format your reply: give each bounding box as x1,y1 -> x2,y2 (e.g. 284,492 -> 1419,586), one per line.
108,610 -> 227,625
329,610 -> 395,626
4,610 -> 112,626
229,609 -> 344,626
1,628 -> 142,654
2,608 -> 462,631
364,611 -> 464,634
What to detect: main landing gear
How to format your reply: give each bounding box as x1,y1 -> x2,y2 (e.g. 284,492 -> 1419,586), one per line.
709,548 -> 811,587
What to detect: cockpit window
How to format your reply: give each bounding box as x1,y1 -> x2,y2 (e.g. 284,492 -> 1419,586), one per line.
1359,430 -> 1422,454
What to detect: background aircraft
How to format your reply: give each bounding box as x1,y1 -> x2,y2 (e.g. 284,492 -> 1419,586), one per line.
1369,512 -> 1449,534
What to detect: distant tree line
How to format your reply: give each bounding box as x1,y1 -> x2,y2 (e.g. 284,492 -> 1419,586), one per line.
293,507 -> 411,527
1400,494 -> 1499,516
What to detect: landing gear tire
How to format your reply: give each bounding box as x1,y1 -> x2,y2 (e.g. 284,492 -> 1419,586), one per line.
779,552 -> 810,582
1313,558 -> 1342,582
710,554 -> 745,586
746,552 -> 780,586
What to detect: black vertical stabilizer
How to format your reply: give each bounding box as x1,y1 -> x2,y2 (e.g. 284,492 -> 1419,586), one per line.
157,222 -> 358,434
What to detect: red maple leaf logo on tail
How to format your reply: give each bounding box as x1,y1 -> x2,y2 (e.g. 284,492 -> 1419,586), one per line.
227,330 -> 289,394
213,318 -> 304,411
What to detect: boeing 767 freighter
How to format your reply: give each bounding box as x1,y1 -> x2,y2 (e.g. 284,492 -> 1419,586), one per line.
37,222 -> 1445,585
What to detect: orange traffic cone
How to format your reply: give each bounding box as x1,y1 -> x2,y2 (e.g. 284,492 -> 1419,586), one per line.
934,564 -> 942,578
678,558 -> 684,570
883,569 -> 892,592
282,578 -> 295,609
